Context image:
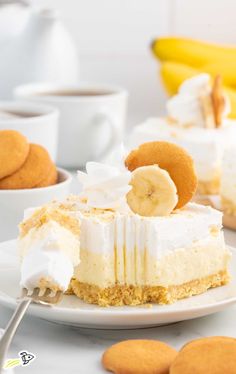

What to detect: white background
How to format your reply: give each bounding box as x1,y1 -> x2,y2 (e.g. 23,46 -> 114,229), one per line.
34,0 -> 236,126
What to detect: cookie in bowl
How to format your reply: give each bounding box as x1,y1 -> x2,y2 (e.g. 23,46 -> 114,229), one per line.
0,130 -> 71,241
0,129 -> 57,189
0,130 -> 29,179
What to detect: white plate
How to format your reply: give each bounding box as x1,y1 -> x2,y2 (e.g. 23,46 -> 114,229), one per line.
1,240 -> 236,329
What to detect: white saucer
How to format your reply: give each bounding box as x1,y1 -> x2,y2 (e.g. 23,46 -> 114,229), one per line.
1,240 -> 236,329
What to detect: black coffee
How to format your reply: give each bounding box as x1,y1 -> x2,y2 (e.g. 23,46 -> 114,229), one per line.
35,89 -> 115,97
0,110 -> 40,118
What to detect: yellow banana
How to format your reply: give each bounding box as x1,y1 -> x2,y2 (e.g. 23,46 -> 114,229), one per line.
160,61 -> 236,118
203,61 -> 236,87
152,37 -> 236,68
160,61 -> 199,95
126,165 -> 178,217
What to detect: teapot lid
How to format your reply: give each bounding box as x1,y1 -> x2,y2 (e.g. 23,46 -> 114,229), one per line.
0,0 -> 30,6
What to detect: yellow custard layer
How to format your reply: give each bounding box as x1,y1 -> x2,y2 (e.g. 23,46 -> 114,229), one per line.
74,232 -> 230,289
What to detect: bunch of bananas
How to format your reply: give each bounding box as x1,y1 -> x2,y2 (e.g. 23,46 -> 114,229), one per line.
151,37 -> 236,118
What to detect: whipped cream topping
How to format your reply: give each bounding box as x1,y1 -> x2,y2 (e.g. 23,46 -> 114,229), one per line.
77,203 -> 222,255
77,161 -> 131,210
167,74 -> 230,127
20,221 -> 80,292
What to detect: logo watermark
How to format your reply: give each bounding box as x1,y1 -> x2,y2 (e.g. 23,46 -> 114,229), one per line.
4,351 -> 35,370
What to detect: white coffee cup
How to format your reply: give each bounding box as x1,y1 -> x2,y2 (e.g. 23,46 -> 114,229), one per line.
14,84 -> 128,168
0,101 -> 59,161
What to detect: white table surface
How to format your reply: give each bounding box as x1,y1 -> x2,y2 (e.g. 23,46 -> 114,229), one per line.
0,228 -> 235,373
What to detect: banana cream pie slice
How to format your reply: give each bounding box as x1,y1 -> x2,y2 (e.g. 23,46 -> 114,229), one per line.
18,142 -> 231,306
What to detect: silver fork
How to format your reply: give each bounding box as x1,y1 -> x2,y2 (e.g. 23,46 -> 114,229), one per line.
0,288 -> 62,373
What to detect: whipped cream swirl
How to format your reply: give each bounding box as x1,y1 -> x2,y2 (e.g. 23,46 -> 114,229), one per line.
77,161 -> 131,210
167,74 -> 230,127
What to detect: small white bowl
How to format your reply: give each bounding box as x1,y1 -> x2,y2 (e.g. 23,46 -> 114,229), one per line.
0,168 -> 72,242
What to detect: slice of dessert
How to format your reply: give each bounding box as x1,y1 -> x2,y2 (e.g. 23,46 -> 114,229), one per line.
18,142 -> 231,306
128,74 -> 236,195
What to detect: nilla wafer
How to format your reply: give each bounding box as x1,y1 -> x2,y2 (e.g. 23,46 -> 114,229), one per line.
0,144 -> 54,189
125,141 -> 197,209
170,336 -> 236,374
0,130 -> 29,179
102,339 -> 178,374
35,163 -> 58,188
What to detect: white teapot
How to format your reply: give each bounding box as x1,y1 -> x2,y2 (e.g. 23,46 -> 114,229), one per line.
0,1 -> 79,98
0,1 -> 29,38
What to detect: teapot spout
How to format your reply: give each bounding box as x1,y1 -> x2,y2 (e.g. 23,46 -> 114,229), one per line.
26,8 -> 59,30
38,8 -> 59,21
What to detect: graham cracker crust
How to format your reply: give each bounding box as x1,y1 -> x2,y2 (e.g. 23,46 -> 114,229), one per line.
197,177 -> 220,195
71,270 -> 230,307
65,278 -> 76,295
38,277 -> 63,292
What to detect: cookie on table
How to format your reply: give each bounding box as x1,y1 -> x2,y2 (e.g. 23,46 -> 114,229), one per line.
0,130 -> 29,179
170,336 -> 236,374
125,141 -> 197,209
181,335 -> 236,352
102,339 -> 178,374
0,144 -> 54,189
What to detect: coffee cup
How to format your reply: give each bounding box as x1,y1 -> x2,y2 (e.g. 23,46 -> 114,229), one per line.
0,101 -> 59,161
14,84 -> 128,168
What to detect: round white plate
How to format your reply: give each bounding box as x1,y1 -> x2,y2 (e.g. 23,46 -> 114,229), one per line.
1,240 -> 236,329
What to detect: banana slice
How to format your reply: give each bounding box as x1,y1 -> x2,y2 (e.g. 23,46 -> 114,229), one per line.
126,165 -> 178,217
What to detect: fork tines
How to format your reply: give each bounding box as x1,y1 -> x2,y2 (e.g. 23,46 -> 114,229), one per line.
22,287 -> 63,305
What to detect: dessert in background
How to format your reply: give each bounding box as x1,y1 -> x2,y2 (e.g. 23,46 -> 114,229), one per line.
220,147 -> 236,215
18,141 -> 231,307
128,74 -> 236,195
151,36 -> 236,119
0,129 -> 57,189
